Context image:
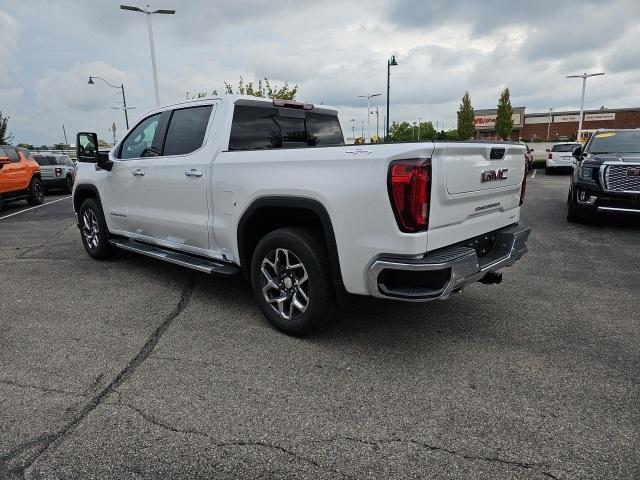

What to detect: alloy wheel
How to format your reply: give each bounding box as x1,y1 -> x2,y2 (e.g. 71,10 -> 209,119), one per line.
260,248 -> 310,321
82,209 -> 100,249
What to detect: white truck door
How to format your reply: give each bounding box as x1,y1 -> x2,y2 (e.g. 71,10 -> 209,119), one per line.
102,112 -> 164,236
143,103 -> 219,254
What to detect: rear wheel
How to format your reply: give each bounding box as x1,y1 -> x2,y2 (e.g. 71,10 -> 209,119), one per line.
79,198 -> 115,259
250,228 -> 335,336
64,175 -> 73,194
27,177 -> 44,205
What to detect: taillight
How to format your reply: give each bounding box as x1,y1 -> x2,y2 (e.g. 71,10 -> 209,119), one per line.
55,167 -> 63,177
387,159 -> 431,232
520,158 -> 527,206
547,152 -> 552,160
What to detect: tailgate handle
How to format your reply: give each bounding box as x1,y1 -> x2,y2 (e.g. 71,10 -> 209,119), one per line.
490,148 -> 505,160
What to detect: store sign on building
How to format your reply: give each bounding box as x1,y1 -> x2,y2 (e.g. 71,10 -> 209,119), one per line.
554,115 -> 580,123
474,113 -> 522,128
585,113 -> 615,121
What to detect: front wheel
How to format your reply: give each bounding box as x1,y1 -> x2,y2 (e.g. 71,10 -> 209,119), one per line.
79,198 -> 116,259
250,228 -> 335,336
567,189 -> 587,223
27,177 -> 44,205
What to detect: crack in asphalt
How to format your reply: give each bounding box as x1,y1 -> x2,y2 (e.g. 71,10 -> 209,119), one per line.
314,436 -> 560,480
110,401 -> 354,479
0,379 -> 87,398
0,274 -> 196,479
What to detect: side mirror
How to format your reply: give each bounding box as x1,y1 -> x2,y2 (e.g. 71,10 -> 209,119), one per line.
77,132 -> 99,163
77,132 -> 112,171
572,145 -> 583,160
545,148 -> 550,152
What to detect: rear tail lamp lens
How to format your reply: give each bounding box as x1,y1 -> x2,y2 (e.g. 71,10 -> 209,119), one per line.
387,159 -> 431,232
55,167 -> 63,177
548,152 -> 553,160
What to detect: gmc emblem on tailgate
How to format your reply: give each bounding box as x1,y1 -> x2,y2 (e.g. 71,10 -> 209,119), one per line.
481,168 -> 509,182
627,168 -> 640,177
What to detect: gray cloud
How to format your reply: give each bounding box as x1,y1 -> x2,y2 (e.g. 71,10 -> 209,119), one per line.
1,0 -> 639,144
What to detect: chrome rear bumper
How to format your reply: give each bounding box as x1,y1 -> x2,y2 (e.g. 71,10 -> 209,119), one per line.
367,224 -> 531,302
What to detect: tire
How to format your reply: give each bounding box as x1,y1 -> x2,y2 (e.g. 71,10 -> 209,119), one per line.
250,228 -> 335,336
26,177 -> 44,205
79,198 -> 116,260
64,175 -> 73,194
567,189 -> 586,223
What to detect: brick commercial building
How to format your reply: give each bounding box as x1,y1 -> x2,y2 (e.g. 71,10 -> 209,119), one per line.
473,107 -> 640,141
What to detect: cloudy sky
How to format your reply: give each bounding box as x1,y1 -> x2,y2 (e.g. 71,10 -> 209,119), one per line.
1,0 -> 640,145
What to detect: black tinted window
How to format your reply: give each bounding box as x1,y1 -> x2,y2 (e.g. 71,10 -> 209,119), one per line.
551,143 -> 580,152
588,131 -> 640,154
307,113 -> 344,146
34,155 -> 57,165
229,106 -> 280,150
229,105 -> 344,150
163,105 -> 213,156
4,148 -> 19,162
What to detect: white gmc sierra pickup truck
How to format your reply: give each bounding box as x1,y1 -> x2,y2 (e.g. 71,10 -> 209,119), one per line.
74,95 -> 530,335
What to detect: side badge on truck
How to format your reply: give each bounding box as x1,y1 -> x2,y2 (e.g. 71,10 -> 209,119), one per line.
481,168 -> 509,182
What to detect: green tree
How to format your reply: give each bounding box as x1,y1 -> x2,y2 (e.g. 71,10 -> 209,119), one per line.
456,91 -> 475,140
388,120 -> 437,142
192,76 -> 298,100
495,87 -> 514,140
0,111 -> 14,144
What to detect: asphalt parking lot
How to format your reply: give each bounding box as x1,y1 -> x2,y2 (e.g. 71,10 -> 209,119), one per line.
1,172 -> 639,480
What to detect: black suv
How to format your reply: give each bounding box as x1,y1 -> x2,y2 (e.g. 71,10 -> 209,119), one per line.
567,129 -> 640,222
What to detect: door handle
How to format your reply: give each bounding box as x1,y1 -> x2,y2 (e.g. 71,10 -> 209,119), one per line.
132,169 -> 145,177
185,169 -> 203,177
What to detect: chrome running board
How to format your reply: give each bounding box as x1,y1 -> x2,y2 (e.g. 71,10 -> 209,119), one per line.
111,239 -> 239,275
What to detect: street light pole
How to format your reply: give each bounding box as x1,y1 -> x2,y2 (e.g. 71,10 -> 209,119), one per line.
386,55 -> 398,141
349,118 -> 355,143
88,76 -> 132,130
417,116 -> 422,142
358,93 -> 381,143
566,72 -> 605,142
546,107 -> 553,141
120,4 -> 176,106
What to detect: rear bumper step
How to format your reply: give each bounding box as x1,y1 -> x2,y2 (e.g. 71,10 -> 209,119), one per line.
110,239 -> 239,275
367,224 -> 530,302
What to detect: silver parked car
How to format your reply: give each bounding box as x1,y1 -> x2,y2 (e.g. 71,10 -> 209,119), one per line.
32,153 -> 76,193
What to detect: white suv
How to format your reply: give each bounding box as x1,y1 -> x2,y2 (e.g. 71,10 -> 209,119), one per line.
546,142 -> 581,174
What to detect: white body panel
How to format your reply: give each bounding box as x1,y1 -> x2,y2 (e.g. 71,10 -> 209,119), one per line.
547,143 -> 580,169
74,96 -> 526,297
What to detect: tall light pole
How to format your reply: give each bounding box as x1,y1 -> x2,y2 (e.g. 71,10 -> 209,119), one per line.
349,118 -> 356,143
120,4 -> 176,106
566,72 -> 605,142
358,93 -> 381,143
546,107 -> 553,141
417,116 -> 422,142
386,55 -> 398,141
88,76 -> 133,130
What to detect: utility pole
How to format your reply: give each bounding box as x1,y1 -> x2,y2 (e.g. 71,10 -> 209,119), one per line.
546,107 -> 553,141
386,55 -> 398,140
349,118 -> 356,143
417,116 -> 422,142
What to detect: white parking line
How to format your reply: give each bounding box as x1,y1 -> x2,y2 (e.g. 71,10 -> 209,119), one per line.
532,169 -> 537,179
0,196 -> 72,221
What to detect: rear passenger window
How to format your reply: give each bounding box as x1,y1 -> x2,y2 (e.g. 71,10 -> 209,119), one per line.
163,106 -> 212,156
228,105 -> 344,150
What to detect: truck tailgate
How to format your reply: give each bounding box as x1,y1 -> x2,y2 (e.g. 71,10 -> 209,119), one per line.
445,143 -> 524,194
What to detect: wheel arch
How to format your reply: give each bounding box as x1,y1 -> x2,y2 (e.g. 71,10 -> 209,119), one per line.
73,184 -> 102,214
237,196 -> 345,293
